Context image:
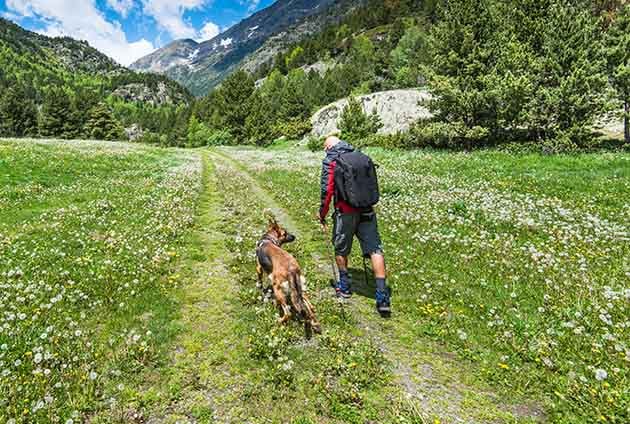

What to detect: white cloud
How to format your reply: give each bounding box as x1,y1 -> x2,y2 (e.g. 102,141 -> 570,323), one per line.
195,21 -> 219,42
106,0 -> 135,18
241,0 -> 261,13
5,0 -> 154,66
141,0 -> 209,39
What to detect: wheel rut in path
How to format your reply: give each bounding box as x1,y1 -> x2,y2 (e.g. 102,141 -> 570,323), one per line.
213,148 -> 546,424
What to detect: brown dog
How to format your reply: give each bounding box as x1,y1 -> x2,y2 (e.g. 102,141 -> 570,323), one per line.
256,217 -> 321,336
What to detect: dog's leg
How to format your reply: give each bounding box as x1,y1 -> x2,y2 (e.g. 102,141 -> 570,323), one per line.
303,296 -> 322,334
256,259 -> 264,289
272,278 -> 292,324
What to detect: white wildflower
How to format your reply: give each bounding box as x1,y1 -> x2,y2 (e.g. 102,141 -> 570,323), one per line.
594,368 -> 607,381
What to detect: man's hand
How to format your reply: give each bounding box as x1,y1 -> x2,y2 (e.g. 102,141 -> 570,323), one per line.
316,214 -> 328,233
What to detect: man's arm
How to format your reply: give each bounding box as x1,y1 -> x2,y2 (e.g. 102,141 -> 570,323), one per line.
319,160 -> 336,223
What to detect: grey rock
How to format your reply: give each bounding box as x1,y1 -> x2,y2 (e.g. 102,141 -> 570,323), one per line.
124,124 -> 143,142
311,89 -> 433,138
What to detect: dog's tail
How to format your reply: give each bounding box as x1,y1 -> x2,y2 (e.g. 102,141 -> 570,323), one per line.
290,272 -> 306,318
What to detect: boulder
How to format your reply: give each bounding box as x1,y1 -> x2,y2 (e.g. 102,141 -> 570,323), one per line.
310,89 -> 433,138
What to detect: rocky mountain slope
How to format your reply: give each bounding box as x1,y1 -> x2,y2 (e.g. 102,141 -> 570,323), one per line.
131,0 -> 362,96
0,17 -> 190,105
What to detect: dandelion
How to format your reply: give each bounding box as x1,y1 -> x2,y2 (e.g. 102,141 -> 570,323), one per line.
89,371 -> 98,380
594,369 -> 608,381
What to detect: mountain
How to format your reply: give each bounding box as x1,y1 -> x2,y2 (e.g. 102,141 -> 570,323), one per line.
131,0 -> 362,96
0,17 -> 190,106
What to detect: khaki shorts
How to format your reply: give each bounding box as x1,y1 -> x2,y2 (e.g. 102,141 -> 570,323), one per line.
332,211 -> 383,257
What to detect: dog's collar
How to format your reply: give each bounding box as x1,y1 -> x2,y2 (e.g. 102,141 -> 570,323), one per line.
260,234 -> 280,247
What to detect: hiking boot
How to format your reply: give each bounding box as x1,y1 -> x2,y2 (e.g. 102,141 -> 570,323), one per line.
376,289 -> 391,314
335,274 -> 352,299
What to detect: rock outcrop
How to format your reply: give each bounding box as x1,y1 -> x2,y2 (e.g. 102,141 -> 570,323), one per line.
311,89 -> 433,138
112,82 -> 187,106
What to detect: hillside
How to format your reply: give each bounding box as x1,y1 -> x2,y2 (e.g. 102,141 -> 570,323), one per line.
0,17 -> 190,105
0,18 -> 195,143
131,0 -> 363,96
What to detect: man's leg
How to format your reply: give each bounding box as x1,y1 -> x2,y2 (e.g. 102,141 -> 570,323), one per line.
332,212 -> 355,298
370,253 -> 386,280
357,212 -> 391,313
336,255 -> 349,272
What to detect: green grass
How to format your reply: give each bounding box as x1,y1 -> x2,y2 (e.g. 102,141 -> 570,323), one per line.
219,146 -> 630,423
0,139 -> 201,423
3,138 -> 629,423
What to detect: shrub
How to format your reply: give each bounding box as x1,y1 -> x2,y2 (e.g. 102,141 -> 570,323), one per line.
338,97 -> 383,143
306,136 -> 323,152
206,129 -> 232,146
187,116 -> 212,147
409,120 -> 489,149
136,131 -> 167,145
274,118 -> 312,140
354,132 -> 412,149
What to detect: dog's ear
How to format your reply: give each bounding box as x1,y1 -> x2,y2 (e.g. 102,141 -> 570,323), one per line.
263,209 -> 278,228
268,217 -> 278,229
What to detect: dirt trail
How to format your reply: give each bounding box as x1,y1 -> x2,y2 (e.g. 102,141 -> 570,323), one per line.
132,152 -> 248,423
213,149 -> 546,424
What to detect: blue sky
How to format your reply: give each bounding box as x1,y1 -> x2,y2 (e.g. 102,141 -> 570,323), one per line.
0,0 -> 275,65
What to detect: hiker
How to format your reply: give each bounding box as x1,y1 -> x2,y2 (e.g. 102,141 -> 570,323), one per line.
318,135 -> 391,314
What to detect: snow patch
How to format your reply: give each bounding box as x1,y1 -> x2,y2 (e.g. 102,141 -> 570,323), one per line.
220,38 -> 233,48
187,49 -> 199,61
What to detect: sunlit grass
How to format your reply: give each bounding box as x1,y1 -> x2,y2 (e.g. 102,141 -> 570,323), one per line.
222,145 -> 630,422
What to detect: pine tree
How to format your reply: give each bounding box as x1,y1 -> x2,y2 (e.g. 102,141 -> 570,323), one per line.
214,70 -> 255,142
0,84 -> 37,137
523,1 -> 608,141
390,23 -> 427,88
348,35 -> 376,84
39,87 -> 81,139
605,4 -> 630,143
424,0 -> 498,134
83,102 -> 124,141
339,97 -> 383,142
245,91 -> 278,146
285,46 -> 306,70
280,68 -> 310,120
169,105 -> 191,146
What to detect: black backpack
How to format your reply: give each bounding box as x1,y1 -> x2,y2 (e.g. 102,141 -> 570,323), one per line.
334,151 -> 380,209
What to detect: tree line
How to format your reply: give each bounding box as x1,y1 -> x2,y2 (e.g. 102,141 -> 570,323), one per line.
1,0 -> 629,149
183,0 -> 629,150
0,17 -> 192,143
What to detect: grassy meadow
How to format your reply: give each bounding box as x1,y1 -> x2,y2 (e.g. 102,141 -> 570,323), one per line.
1,138 -> 628,423
0,139 -> 201,422
218,146 -> 630,423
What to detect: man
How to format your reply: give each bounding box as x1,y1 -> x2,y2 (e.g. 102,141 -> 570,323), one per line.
318,135 -> 391,314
